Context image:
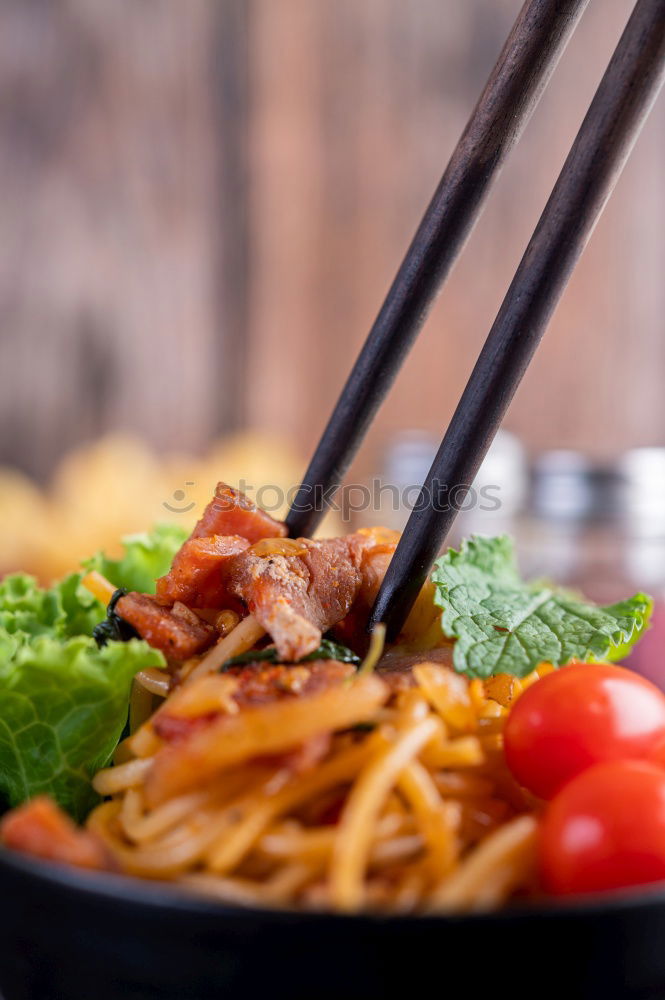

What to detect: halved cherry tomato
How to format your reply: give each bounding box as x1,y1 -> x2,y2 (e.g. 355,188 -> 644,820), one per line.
504,662 -> 665,799
540,759 -> 665,896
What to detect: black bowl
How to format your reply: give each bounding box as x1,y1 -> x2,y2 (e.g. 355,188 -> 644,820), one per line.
2,847 -> 665,1000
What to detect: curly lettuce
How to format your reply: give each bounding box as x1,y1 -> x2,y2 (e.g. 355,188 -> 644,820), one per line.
83,522 -> 187,594
0,572 -> 103,652
0,524 -> 186,818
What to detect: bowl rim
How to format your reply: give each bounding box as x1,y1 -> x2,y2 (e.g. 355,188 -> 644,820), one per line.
3,844 -> 665,926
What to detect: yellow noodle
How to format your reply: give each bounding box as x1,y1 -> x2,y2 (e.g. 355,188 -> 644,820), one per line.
329,716 -> 438,911
135,668 -> 171,698
204,793 -> 286,874
258,826 -> 337,864
187,615 -> 265,682
257,813 -> 415,873
397,760 -> 459,879
368,834 -> 423,867
145,675 -> 387,806
392,869 -> 427,913
80,570 -> 116,605
205,740 -> 375,873
434,772 -> 495,798
394,690 -> 429,724
429,814 -> 538,912
264,862 -> 314,900
119,787 -> 215,844
67,646 -> 547,910
126,725 -> 162,759
422,735 -> 485,769
89,799 -> 248,877
93,757 -> 153,796
413,663 -> 476,732
468,679 -> 488,713
152,674 -> 239,720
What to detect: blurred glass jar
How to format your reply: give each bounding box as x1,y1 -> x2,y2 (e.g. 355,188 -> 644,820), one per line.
450,429 -> 528,547
371,430 -> 438,532
521,449 -> 665,687
368,428 -> 527,545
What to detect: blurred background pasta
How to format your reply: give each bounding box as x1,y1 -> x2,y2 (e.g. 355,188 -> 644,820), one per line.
0,1 -> 663,620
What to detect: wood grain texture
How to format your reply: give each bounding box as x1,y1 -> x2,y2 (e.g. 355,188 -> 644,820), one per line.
0,0 -> 663,481
0,0 -> 232,477
245,0 -> 665,471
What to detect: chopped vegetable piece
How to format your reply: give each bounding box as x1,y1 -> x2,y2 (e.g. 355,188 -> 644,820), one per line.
80,570 -> 117,607
93,589 -> 139,647
222,637 -> 361,669
1,796 -> 110,870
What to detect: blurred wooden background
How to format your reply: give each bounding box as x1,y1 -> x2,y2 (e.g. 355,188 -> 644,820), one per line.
0,0 -> 663,482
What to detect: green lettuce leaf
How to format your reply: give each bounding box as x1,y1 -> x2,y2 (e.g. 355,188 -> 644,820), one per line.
55,573 -> 107,638
431,535 -> 653,679
0,522 -> 186,651
0,637 -> 163,819
83,523 -> 188,594
0,524 -> 184,817
0,572 -> 104,650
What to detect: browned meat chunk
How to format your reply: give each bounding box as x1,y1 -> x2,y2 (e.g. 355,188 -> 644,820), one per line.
230,659 -> 355,707
155,534 -> 250,607
258,732 -> 332,776
116,592 -> 216,659
227,537 -> 368,661
153,660 -> 355,744
331,528 -> 399,647
124,521 -> 398,664
152,712 -> 220,744
354,528 -> 400,607
191,483 -> 286,543
1,797 -> 110,870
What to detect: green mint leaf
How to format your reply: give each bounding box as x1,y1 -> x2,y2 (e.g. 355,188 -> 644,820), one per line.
0,636 -> 164,820
431,535 -> 653,679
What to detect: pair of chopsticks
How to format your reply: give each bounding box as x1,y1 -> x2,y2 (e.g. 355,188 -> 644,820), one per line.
286,0 -> 665,640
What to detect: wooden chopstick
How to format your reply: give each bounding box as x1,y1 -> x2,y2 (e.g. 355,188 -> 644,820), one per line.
369,0 -> 665,639
285,0 -> 590,539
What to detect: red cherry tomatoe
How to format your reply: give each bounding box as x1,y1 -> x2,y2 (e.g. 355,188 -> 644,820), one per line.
540,759 -> 665,896
503,662 -> 665,799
